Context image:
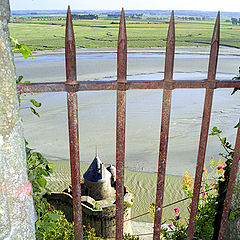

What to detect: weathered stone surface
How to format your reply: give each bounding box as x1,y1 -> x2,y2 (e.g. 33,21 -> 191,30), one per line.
0,12 -> 18,140
225,170 -> 240,240
0,0 -> 35,238
0,0 -> 10,21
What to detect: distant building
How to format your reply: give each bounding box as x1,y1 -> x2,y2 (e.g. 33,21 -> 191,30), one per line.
83,155 -> 114,200
45,154 -> 134,238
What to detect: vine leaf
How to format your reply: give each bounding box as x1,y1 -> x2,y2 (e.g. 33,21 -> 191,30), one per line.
37,177 -> 47,189
231,66 -> 240,95
30,99 -> 42,108
30,107 -> 40,117
10,37 -> 34,60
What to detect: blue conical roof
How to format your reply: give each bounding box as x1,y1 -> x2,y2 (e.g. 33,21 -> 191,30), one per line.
83,155 -> 111,183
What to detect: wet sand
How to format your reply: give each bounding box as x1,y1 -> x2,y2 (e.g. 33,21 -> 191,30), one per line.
15,47 -> 240,232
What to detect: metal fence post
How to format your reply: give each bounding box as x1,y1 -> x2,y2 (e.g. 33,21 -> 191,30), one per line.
65,6 -> 83,240
153,11 -> 175,240
116,8 -> 127,240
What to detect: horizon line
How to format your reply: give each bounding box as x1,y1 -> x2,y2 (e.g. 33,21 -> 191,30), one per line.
10,9 -> 240,13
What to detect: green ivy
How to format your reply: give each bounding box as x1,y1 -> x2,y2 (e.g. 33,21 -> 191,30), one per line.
210,126 -> 240,239
10,36 -> 34,60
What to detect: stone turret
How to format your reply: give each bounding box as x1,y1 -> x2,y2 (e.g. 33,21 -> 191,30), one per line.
45,154 -> 133,238
83,155 -> 115,200
106,164 -> 116,185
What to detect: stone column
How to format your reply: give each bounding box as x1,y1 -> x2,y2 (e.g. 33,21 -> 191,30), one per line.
0,0 -> 35,239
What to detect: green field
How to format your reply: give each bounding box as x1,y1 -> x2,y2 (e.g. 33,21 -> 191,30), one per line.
9,17 -> 240,50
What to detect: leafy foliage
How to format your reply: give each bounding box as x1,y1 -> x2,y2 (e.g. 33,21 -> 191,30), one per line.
26,140 -> 55,194
231,66 -> 240,128
210,127 -> 240,238
17,75 -> 42,117
12,37 -> 41,117
10,36 -> 34,59
26,139 -> 55,218
36,209 -> 74,240
183,158 -> 224,239
150,136 -> 237,239
231,66 -> 240,96
124,201 -> 132,209
123,233 -> 140,240
161,208 -> 188,240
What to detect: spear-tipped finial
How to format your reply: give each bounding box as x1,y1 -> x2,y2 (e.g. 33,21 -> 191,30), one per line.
67,5 -> 71,21
117,8 -> 127,83
164,10 -> 175,81
207,11 -> 220,81
65,5 -> 77,84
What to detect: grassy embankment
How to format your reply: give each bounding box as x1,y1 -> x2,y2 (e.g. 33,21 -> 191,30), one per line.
9,17 -> 240,50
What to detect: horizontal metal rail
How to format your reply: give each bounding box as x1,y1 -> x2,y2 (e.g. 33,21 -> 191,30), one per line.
17,80 -> 240,93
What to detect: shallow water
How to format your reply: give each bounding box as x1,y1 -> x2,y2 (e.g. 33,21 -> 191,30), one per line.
19,70 -> 239,175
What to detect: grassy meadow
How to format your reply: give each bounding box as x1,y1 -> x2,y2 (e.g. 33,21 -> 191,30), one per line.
9,17 -> 240,50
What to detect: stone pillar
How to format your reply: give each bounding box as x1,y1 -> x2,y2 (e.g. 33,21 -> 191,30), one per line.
225,169 -> 240,239
0,0 -> 35,238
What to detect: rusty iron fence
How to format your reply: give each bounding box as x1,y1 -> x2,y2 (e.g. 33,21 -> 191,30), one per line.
17,6 -> 240,240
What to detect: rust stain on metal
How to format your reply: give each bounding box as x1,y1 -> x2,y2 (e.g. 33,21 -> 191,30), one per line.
153,11 -> 175,240
207,12 -> 220,82
17,80 -> 240,93
116,8 -> 127,240
66,5 -> 77,85
117,8 -> 127,84
65,6 -> 82,240
164,11 -> 175,82
218,119 -> 240,240
187,13 -> 220,240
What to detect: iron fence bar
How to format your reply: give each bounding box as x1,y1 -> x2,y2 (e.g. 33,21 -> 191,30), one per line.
187,12 -> 220,240
17,80 -> 240,93
116,8 -> 127,240
153,11 -> 175,240
218,119 -> 240,240
65,6 -> 82,240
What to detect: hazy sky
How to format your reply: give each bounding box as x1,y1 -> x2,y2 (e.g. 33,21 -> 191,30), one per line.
9,0 -> 240,12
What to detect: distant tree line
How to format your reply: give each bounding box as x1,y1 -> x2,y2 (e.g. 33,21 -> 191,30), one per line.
107,13 -> 143,19
176,16 -> 207,21
72,14 -> 98,20
231,17 -> 240,25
